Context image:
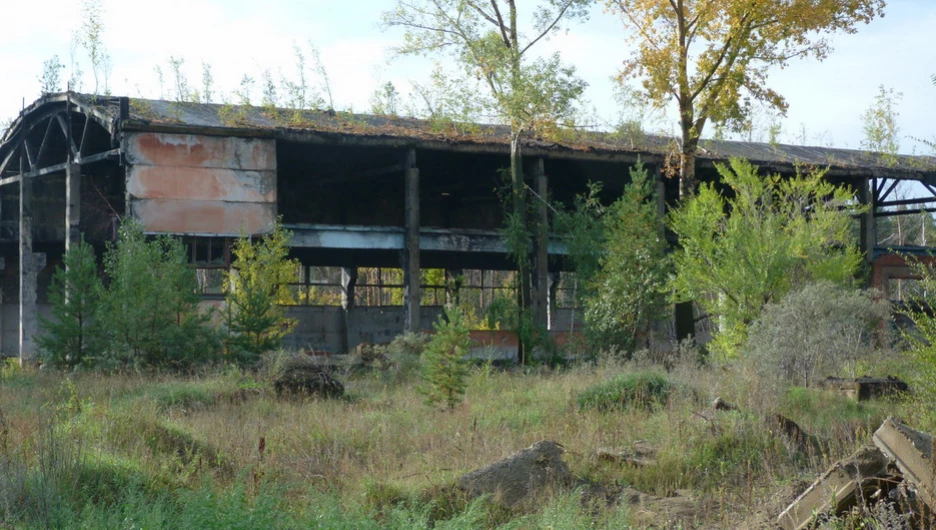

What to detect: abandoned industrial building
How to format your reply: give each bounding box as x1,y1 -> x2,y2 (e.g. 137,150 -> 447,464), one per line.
1,92 -> 935,364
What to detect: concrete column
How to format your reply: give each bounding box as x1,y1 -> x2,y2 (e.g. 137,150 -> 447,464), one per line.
402,148 -> 420,333
531,158 -> 549,330
65,162 -> 80,254
340,267 -> 357,353
19,155 -> 39,364
547,272 -> 560,331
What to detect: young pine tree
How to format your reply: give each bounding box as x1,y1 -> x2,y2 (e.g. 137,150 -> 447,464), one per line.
37,238 -> 103,369
223,220 -> 298,360
419,305 -> 471,410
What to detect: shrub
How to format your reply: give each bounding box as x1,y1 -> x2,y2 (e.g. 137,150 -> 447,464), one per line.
37,237 -> 104,369
223,220 -> 298,361
98,219 -> 220,370
746,281 -> 885,388
577,372 -> 671,411
419,306 -> 471,410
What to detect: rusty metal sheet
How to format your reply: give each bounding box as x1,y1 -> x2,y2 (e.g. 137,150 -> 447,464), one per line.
777,445 -> 889,530
127,166 -> 275,202
132,199 -> 274,235
873,417 -> 936,509
125,132 -> 275,170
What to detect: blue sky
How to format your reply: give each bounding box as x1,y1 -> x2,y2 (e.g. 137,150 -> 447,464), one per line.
2,0 -> 934,153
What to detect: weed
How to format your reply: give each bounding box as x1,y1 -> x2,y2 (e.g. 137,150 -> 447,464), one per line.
577,371 -> 672,411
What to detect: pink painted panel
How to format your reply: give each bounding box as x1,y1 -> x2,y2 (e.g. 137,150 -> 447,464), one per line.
133,198 -> 274,234
126,132 -> 275,170
127,166 -> 275,202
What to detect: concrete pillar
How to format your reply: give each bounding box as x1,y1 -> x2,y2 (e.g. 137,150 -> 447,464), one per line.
19,155 -> 39,364
402,148 -> 420,333
340,267 -> 357,353
531,158 -> 549,330
65,162 -> 81,254
547,272 -> 560,331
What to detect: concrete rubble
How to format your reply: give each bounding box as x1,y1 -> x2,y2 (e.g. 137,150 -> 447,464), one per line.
778,417 -> 935,529
821,376 -> 909,401
457,440 -> 570,508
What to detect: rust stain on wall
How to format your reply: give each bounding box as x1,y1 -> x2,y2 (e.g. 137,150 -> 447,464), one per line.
127,133 -> 275,170
125,132 -> 277,234
128,166 -> 275,202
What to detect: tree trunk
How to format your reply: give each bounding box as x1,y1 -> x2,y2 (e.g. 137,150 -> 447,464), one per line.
679,134 -> 699,199
510,131 -> 531,365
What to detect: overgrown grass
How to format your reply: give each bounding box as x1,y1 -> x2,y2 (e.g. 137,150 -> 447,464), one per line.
0,355 -> 917,528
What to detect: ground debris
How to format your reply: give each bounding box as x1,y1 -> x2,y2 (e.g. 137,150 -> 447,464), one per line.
456,440 -> 570,508
273,359 -> 345,398
619,487 -> 707,528
778,417 -> 936,530
821,376 -> 909,401
596,440 -> 658,467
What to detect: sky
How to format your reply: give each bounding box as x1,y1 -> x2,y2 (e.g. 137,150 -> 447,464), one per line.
1,0 -> 934,154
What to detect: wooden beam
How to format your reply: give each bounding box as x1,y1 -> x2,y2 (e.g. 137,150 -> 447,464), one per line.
876,207 -> 936,218
78,112 -> 90,157
878,196 -> 936,208
876,178 -> 901,204
34,118 -> 55,169
22,139 -> 35,170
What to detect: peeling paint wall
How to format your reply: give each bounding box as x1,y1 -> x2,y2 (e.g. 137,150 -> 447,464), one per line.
125,133 -> 276,234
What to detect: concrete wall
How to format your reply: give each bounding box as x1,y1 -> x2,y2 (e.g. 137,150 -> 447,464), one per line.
125,132 -> 277,235
1,303 -> 51,357
346,306 -> 444,350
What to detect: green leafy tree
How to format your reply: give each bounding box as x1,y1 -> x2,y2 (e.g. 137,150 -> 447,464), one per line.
419,305 -> 472,410
667,158 -> 867,358
37,238 -> 103,369
38,55 -> 65,95
555,160 -> 670,352
223,221 -> 298,359
861,85 -> 902,167
382,0 -> 589,361
899,260 -> 936,403
99,219 -> 217,369
606,0 -> 885,197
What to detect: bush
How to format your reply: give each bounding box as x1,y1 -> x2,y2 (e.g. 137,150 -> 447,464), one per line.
37,237 -> 103,369
746,281 -> 885,388
98,219 -> 220,370
419,306 -> 471,410
577,372 -> 671,411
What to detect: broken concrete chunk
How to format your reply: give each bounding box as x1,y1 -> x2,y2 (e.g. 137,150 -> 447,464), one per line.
457,440 -> 569,508
873,417 -> 936,510
620,488 -> 703,526
822,376 -> 909,401
596,441 -> 658,467
777,444 -> 890,530
768,414 -> 825,456
712,397 -> 740,412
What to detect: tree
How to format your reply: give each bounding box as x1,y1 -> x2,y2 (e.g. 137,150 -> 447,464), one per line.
606,0 -> 885,197
38,55 -> 65,95
556,160 -> 671,353
223,221 -> 298,359
77,0 -> 110,95
99,220 -> 218,369
667,158 -> 866,357
419,305 -> 472,410
37,238 -> 103,369
382,0 -> 589,361
861,85 -> 902,167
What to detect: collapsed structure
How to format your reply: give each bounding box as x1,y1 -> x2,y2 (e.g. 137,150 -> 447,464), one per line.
0,92 -> 935,363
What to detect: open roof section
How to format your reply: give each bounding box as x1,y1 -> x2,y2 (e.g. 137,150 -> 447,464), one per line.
3,92 -> 934,183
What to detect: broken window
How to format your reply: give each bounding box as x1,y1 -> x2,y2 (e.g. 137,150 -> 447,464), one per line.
288,266 -> 342,306
183,236 -> 231,296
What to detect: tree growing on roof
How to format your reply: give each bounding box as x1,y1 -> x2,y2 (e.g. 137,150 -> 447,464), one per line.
381,0 -> 590,362
605,0 -> 886,198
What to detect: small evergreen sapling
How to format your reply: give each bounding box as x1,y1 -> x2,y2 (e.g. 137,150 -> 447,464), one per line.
37,237 -> 103,368
419,306 -> 471,410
